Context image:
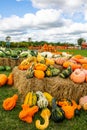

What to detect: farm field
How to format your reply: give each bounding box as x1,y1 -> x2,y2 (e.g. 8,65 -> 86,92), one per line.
0,49 -> 87,130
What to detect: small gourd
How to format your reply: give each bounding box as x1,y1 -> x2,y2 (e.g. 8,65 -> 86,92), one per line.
3,94 -> 18,110
36,91 -> 48,108
7,73 -> 14,85
0,74 -> 8,87
26,65 -> 34,78
59,66 -> 72,78
35,108 -> 51,130
51,98 -> 65,122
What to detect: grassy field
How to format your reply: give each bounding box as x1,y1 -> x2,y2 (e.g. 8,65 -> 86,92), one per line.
0,49 -> 87,130
59,49 -> 87,56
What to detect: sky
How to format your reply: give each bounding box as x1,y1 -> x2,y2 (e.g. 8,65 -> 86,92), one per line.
0,0 -> 87,44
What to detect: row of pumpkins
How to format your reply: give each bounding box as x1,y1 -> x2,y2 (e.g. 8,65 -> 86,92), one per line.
18,52 -> 87,84
2,90 -> 87,130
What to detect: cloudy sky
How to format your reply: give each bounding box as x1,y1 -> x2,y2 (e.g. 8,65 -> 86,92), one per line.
0,0 -> 87,44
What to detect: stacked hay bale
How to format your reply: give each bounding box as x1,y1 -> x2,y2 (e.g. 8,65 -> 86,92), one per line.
0,58 -> 24,68
12,66 -> 87,101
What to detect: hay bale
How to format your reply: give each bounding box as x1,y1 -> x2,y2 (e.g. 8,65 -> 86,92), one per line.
0,57 -> 24,68
13,67 -> 45,100
12,67 -> 87,101
0,58 -> 4,65
3,58 -> 10,66
45,77 -> 87,101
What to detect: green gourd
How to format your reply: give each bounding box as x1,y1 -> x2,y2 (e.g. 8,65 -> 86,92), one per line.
59,66 -> 72,78
51,98 -> 65,122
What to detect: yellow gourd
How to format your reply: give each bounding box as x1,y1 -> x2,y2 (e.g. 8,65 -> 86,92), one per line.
35,108 -> 51,130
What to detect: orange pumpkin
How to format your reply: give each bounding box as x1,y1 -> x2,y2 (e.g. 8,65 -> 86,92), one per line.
63,61 -> 81,70
0,74 -> 8,87
34,70 -> 45,79
34,63 -> 47,71
73,55 -> 83,59
70,69 -> 85,83
79,58 -> 87,64
18,64 -> 31,70
82,64 -> 87,70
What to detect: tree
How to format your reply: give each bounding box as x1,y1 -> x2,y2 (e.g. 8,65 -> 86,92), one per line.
5,36 -> 11,48
77,38 -> 86,46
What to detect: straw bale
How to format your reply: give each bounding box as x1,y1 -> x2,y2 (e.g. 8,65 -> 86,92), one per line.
0,58 -> 4,65
0,57 -> 24,68
12,66 -> 87,101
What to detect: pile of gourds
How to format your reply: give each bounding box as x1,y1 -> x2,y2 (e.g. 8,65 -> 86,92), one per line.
18,52 -> 87,84
2,90 -> 86,130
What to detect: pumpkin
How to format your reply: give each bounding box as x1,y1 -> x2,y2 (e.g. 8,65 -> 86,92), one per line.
51,98 -> 65,122
0,74 -> 8,87
34,70 -> 45,79
55,57 -> 68,65
82,64 -> 87,70
79,96 -> 87,110
83,69 -> 87,82
18,64 -> 31,70
19,104 -> 39,123
7,73 -> 14,85
79,58 -> 87,64
3,94 -> 18,110
34,63 -> 47,71
72,55 -> 83,59
70,69 -> 86,83
63,60 -> 81,70
36,91 -> 48,108
35,108 -> 51,130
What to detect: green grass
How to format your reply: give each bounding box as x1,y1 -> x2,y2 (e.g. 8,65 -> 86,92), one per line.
59,49 -> 87,56
0,49 -> 87,130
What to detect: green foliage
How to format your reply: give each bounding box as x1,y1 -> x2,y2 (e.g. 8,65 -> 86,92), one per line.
77,38 -> 86,46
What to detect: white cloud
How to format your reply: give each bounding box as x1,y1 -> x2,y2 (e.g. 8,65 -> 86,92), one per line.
31,0 -> 82,10
0,2 -> 87,43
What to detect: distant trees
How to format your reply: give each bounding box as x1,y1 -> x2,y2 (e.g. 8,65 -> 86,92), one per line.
77,38 -> 86,46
